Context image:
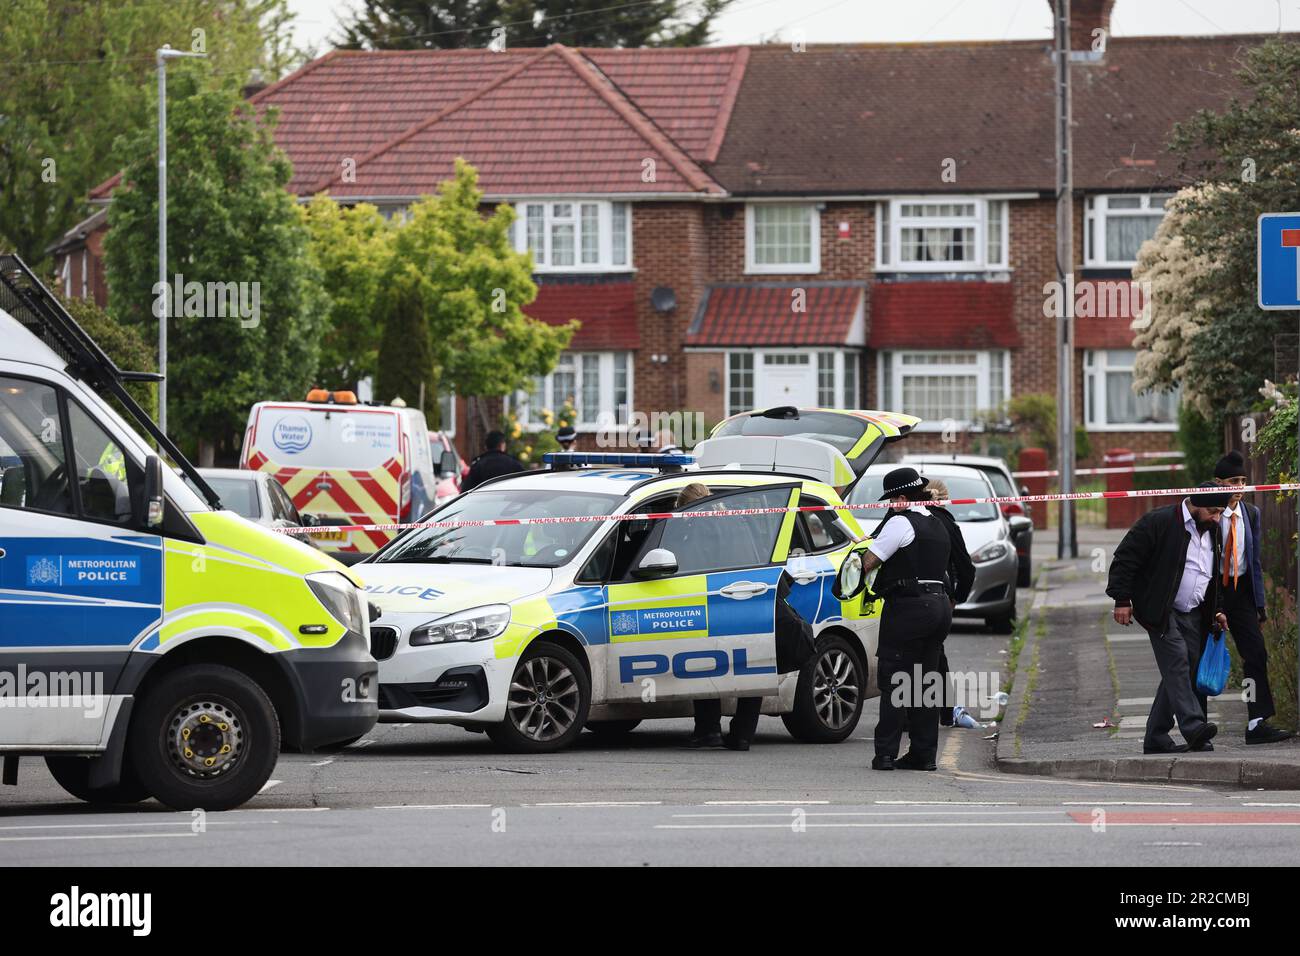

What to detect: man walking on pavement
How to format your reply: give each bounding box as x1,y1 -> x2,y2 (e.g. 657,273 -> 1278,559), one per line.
1107,484 -> 1232,754
461,430 -> 523,492
1212,451 -> 1293,744
856,467 -> 954,771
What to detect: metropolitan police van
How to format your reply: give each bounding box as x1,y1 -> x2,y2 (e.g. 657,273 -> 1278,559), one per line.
0,255 -> 377,810
362,432 -> 912,753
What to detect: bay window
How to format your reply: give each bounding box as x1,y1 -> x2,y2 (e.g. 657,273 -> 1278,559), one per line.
1085,194 -> 1172,267
517,352 -> 633,429
745,204 -> 820,274
876,198 -> 1009,272
876,350 -> 1010,429
1084,349 -> 1179,429
514,201 -> 632,272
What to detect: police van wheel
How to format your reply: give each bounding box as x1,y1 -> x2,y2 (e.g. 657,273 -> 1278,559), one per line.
45,755 -> 150,805
782,635 -> 865,743
585,719 -> 642,739
129,664 -> 280,811
486,641 -> 590,753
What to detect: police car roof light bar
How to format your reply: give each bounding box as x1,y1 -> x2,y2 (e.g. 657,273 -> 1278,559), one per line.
543,452 -> 696,471
0,254 -> 222,509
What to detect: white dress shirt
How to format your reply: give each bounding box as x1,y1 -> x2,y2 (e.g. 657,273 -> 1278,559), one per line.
1173,500 -> 1214,612
867,505 -> 930,562
1220,502 -> 1246,584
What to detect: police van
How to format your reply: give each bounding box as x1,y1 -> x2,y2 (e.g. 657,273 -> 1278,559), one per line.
242,392 -> 453,564
0,255 -> 377,810
362,437 -> 896,752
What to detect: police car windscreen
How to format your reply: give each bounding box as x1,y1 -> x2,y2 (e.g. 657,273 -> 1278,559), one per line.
714,411 -> 865,454
377,489 -> 622,568
256,407 -> 399,469
850,473 -> 998,522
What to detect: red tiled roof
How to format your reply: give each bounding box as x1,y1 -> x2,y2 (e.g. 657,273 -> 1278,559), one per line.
321,45 -> 721,198
868,281 -> 1019,349
686,283 -> 865,347
713,35 -> 1280,194
1073,279 -> 1146,348
524,279 -> 638,350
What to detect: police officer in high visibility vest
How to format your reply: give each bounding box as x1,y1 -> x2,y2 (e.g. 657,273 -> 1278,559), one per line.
858,467 -> 954,772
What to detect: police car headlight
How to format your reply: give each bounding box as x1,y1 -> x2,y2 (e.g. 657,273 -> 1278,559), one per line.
306,571 -> 366,633
410,605 -> 511,646
971,541 -> 1011,564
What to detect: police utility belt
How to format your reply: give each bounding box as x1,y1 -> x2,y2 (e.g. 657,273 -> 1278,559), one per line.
874,578 -> 947,601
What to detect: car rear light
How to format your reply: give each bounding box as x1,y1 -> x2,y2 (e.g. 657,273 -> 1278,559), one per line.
1001,502 -> 1024,517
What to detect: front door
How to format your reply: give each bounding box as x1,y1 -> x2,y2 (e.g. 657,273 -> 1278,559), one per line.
756,354 -> 817,409
603,484 -> 799,703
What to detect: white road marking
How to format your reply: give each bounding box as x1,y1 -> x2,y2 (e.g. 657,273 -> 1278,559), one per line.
0,832 -> 200,843
1242,802 -> 1300,807
0,820 -> 247,831
238,807 -> 329,812
258,779 -> 282,793
310,759 -> 334,767
1144,842 -> 1204,847
1061,801 -> 1193,806
655,820 -> 1300,830
875,800 -> 1018,805
947,769 -> 1206,792
355,739 -> 375,747
531,801 -> 663,807
704,800 -> 830,805
673,810 -> 1067,818
374,804 -> 492,809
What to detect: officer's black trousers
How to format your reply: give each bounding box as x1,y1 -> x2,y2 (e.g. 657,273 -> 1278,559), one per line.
1222,582 -> 1275,722
874,593 -> 952,760
694,697 -> 762,743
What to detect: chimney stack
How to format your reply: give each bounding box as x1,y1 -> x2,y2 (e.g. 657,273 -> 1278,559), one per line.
1058,0 -> 1116,55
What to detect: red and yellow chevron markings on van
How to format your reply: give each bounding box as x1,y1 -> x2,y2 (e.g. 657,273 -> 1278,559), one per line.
246,451 -> 400,552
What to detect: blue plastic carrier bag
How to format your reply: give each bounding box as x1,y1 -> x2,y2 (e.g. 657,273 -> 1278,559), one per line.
1196,629 -> 1231,697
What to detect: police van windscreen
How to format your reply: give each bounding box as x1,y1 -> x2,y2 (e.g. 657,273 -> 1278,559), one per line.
376,489 -> 622,568
254,406 -> 400,469
849,473 -> 999,521
713,411 -> 865,455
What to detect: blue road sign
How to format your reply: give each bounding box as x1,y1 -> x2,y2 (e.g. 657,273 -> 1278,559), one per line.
1258,213 -> 1300,310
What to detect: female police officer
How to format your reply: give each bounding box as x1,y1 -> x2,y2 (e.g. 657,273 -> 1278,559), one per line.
858,467 -> 957,771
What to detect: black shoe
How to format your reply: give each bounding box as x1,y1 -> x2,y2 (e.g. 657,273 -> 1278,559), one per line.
1246,722 -> 1295,745
895,752 -> 937,771
685,732 -> 723,749
1143,742 -> 1189,754
721,734 -> 750,752
871,755 -> 895,771
1184,722 -> 1218,752
1192,741 -> 1214,752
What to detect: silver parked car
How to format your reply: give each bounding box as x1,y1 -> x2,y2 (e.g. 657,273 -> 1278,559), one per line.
190,467 -> 325,547
849,463 -> 1019,632
903,453 -> 1034,588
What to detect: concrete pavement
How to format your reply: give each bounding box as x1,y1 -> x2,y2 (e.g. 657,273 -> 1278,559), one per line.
997,527 -> 1300,788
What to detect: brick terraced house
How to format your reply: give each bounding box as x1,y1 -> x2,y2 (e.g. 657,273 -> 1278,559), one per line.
56,1 -> 1281,461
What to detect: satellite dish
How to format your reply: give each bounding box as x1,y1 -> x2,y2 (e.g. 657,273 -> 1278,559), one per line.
650,286 -> 677,313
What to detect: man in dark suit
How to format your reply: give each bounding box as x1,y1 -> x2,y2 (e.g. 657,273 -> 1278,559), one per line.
1107,485 -> 1232,754
1213,451 -> 1293,744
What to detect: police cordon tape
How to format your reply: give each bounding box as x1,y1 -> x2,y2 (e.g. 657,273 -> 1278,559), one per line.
273,482 -> 1300,536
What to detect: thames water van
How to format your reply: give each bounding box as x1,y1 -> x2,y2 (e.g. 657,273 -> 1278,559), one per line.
0,255 -> 377,810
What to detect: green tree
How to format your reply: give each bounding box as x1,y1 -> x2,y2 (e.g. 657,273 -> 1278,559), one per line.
334,0 -> 733,49
383,159 -> 574,411
103,63 -> 324,464
376,282 -> 436,413
302,195 -> 394,388
59,291 -> 156,418
0,0 -> 293,272
1141,38 -> 1300,418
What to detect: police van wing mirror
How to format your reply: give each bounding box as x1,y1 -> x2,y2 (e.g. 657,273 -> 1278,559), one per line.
438,450 -> 458,479
833,550 -> 866,601
143,455 -> 165,529
634,548 -> 678,579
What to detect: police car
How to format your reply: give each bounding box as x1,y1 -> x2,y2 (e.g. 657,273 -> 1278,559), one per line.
361,437 -> 885,752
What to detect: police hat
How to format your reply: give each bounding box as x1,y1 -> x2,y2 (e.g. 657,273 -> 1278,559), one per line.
879,466 -> 930,500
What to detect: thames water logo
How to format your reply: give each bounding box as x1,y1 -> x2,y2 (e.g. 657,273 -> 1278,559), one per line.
27,556 -> 61,587
272,416 -> 312,455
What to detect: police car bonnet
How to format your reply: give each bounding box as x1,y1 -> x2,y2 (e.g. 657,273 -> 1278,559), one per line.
693,435 -> 855,486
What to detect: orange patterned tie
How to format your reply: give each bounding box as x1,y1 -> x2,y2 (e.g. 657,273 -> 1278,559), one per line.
1222,513 -> 1238,588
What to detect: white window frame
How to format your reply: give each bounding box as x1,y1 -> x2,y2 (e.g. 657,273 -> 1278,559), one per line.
875,349 -> 1011,431
1083,349 -> 1179,432
875,197 -> 1009,273
512,200 -> 632,274
437,390 -> 456,437
1084,193 -> 1173,268
744,204 -> 821,275
514,351 -> 634,431
723,348 -> 860,417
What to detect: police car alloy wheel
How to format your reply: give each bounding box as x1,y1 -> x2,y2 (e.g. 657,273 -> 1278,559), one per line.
781,634 -> 866,743
129,663 -> 281,811
486,641 -> 591,753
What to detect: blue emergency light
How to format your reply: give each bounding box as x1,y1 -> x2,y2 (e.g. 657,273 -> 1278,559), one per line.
543,452 -> 695,470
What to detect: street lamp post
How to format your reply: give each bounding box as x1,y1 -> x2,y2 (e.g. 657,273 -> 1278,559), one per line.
156,44 -> 206,435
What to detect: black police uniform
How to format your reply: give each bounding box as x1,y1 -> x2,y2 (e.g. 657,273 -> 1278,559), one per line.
873,508 -> 953,766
